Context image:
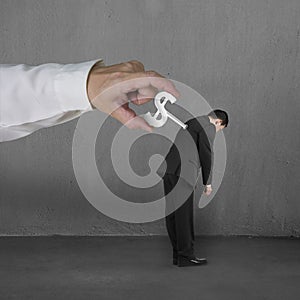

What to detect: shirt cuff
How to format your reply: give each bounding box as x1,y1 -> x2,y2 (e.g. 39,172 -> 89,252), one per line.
54,59 -> 104,113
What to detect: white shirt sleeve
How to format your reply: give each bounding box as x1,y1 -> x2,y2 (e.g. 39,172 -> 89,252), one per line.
0,59 -> 104,142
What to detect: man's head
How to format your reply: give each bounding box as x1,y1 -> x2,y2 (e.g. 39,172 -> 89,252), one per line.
208,109 -> 229,132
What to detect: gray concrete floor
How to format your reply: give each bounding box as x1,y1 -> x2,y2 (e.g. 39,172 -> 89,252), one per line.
0,236 -> 299,300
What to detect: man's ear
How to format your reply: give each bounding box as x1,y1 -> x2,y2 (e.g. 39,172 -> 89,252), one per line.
215,119 -> 222,125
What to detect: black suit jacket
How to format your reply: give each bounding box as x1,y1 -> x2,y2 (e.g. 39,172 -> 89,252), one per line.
156,115 -> 216,189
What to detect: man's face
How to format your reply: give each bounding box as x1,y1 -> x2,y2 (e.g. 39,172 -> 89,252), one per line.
214,119 -> 225,132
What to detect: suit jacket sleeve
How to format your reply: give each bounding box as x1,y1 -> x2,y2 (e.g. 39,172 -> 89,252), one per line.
197,125 -> 216,185
0,59 -> 104,142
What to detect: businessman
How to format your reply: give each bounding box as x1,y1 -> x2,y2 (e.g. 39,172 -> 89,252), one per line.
156,110 -> 229,267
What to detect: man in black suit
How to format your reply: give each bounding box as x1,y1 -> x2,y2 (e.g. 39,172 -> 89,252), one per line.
156,109 -> 229,267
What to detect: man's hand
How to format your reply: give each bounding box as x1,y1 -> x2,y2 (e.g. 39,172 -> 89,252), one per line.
87,60 -> 180,132
204,185 -> 212,196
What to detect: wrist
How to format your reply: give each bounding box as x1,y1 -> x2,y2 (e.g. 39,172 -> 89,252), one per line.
86,60 -> 105,103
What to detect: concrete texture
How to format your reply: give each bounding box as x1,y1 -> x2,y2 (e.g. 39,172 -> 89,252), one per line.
0,0 -> 300,236
0,236 -> 300,300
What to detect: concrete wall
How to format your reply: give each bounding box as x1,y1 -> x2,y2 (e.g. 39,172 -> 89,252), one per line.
0,0 -> 299,236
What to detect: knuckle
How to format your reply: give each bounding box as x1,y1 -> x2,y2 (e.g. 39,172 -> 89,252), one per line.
125,61 -> 134,69
129,60 -> 144,68
111,71 -> 124,79
126,60 -> 145,72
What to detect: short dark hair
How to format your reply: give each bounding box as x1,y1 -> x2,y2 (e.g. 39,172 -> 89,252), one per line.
208,109 -> 229,127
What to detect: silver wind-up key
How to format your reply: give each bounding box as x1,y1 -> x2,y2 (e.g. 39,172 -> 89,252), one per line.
165,110 -> 188,129
142,91 -> 188,129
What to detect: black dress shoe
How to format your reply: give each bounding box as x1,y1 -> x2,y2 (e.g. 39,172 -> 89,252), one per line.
178,256 -> 207,267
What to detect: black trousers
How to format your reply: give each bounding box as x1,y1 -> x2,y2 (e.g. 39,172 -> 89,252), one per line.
163,174 -> 195,258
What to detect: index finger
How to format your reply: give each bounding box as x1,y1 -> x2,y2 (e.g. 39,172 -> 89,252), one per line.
120,71 -> 181,99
